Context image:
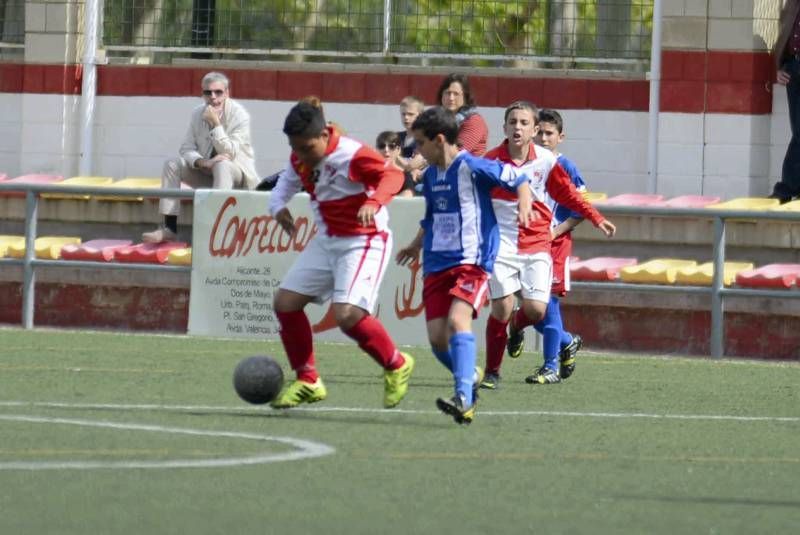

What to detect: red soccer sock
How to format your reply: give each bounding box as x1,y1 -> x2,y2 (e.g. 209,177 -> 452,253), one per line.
344,315 -> 405,370
276,310 -> 318,383
485,315 -> 509,375
513,307 -> 537,331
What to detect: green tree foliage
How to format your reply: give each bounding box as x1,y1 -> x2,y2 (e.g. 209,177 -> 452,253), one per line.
102,0 -> 652,64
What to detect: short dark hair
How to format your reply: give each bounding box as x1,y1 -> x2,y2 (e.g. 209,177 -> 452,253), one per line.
537,108 -> 564,133
375,130 -> 401,147
436,73 -> 476,109
411,107 -> 459,144
283,102 -> 327,137
504,100 -> 538,123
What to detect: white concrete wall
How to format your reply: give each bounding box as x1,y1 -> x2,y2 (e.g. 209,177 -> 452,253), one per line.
2,94 -> 790,200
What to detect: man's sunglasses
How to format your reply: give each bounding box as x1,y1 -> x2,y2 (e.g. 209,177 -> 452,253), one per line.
203,89 -> 225,97
377,143 -> 399,150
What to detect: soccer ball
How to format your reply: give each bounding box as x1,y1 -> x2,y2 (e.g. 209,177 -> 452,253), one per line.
232,355 -> 284,404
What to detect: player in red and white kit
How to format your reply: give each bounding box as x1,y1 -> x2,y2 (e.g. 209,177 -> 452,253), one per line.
481,101 -> 615,388
268,101 -> 414,409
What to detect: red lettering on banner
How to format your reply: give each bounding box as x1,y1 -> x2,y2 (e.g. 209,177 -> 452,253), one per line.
208,195 -> 316,257
394,258 -> 424,319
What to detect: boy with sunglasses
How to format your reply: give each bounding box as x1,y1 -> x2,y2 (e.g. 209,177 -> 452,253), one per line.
143,71 -> 258,243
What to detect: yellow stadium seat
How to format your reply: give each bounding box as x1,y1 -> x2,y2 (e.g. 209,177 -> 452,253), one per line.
583,191 -> 607,203
8,236 -> 82,259
707,197 -> 779,211
674,261 -> 754,286
42,176 -> 114,200
769,199 -> 800,212
94,177 -> 161,201
0,235 -> 25,257
620,258 -> 697,285
167,247 -> 192,266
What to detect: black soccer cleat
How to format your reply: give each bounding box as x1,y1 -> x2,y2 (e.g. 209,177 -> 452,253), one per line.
559,334 -> 582,379
436,394 -> 476,425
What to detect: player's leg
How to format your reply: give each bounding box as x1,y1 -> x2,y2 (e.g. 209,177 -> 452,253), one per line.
485,258 -> 521,387
550,236 -> 581,378
271,239 -> 333,408
332,233 -> 414,407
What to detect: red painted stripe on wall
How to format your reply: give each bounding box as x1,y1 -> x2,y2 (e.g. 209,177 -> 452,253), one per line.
0,49 -> 775,114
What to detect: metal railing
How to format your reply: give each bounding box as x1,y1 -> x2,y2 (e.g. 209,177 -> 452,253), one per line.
2,182 -> 799,358
0,183 -> 194,330
102,0 -> 653,69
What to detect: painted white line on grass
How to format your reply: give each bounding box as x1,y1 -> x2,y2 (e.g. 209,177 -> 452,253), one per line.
0,400 -> 798,423
0,414 -> 335,470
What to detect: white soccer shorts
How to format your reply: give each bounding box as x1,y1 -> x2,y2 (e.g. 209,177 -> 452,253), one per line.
488,251 -> 553,303
279,231 -> 392,313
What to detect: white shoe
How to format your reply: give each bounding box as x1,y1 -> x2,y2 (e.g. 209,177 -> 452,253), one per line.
142,226 -> 178,243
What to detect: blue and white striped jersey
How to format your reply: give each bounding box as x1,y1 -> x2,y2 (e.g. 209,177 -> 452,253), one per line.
420,150 -> 527,276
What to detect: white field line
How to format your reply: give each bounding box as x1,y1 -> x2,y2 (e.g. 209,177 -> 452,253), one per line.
0,400 -> 798,423
0,414 -> 335,470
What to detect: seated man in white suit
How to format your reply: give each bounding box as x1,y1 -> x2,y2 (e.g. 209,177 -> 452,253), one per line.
143,71 -> 258,243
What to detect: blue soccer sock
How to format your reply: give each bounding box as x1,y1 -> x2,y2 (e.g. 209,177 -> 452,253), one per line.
549,297 -> 573,349
450,331 -> 476,406
542,297 -> 566,371
432,347 -> 453,372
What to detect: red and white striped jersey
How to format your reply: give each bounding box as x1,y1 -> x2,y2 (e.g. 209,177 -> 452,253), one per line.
269,127 -> 404,237
486,140 -> 604,255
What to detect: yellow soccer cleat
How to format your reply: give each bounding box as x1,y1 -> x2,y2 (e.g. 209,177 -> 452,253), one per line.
270,378 -> 327,409
506,319 -> 525,359
384,353 -> 415,408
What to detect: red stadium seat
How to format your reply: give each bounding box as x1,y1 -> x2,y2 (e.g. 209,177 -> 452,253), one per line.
0,174 -> 64,198
735,264 -> 800,289
594,194 -> 664,206
61,239 -> 134,262
0,173 -> 7,181
660,195 -> 721,208
114,242 -> 189,264
570,257 -> 638,281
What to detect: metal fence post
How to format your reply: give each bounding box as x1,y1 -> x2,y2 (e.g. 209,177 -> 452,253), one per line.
22,190 -> 38,329
710,216 -> 725,358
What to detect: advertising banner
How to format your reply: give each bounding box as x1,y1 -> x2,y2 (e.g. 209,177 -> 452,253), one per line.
188,190 -> 489,347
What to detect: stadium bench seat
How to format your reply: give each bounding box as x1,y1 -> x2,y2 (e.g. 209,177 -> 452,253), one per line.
167,247 -> 192,266
0,174 -> 64,198
0,235 -> 25,257
42,176 -> 114,200
114,242 -> 190,264
660,195 -> 721,208
60,239 -> 134,262
620,258 -> 697,285
583,191 -> 607,203
735,264 -> 800,289
594,193 -> 665,206
570,257 -> 638,281
769,199 -> 800,212
93,177 -> 162,201
7,236 -> 81,259
706,197 -> 779,210
674,261 -> 754,286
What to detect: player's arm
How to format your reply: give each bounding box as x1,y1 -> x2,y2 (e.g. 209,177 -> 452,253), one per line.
552,216 -> 582,239
396,227 -> 424,266
546,164 -> 615,237
350,146 -> 405,225
268,165 -> 302,234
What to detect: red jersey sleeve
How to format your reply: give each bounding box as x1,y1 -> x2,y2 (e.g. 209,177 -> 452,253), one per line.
545,163 -> 605,226
349,145 -> 404,207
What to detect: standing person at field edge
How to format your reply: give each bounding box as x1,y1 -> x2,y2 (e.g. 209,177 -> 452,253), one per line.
268,101 -> 415,409
437,73 -> 489,156
143,72 -> 258,243
771,0 -> 800,203
395,107 -> 533,425
481,102 -> 615,389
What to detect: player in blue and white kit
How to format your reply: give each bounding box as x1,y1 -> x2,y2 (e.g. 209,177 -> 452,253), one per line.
517,108 -> 591,382
395,107 -> 532,424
